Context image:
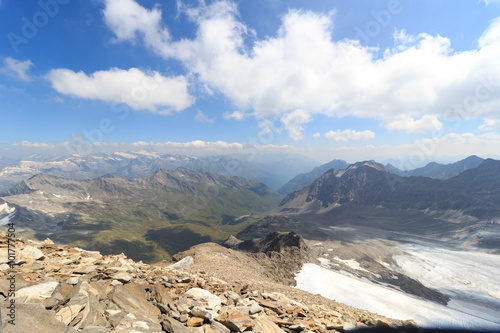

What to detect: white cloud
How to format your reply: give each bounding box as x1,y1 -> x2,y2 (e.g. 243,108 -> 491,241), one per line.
479,118 -> 500,131
325,129 -> 376,142
1,57 -> 34,81
382,115 -> 443,133
223,110 -> 247,120
102,1 -> 500,139
103,0 -> 170,46
479,17 -> 500,47
399,132 -> 500,165
258,119 -> 273,136
46,67 -> 194,114
313,132 -> 321,141
195,110 -> 214,123
281,109 -> 312,141
10,139 -> 296,157
295,132 -> 500,165
99,140 -> 295,152
151,140 -> 243,149
12,141 -> 63,149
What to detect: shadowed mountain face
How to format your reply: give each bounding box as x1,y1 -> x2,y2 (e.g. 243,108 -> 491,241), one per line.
0,168 -> 283,262
279,155 -> 485,197
279,159 -> 500,219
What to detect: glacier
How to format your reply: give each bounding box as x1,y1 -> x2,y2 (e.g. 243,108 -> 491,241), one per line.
296,244 -> 500,331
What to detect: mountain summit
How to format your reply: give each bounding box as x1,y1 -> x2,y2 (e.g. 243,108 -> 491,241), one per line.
279,159 -> 500,219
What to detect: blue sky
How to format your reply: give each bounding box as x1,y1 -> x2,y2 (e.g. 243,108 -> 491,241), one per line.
1,0 -> 500,164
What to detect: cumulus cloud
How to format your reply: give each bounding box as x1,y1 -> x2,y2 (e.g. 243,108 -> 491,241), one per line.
12,141 -> 64,149
399,132 -> 500,164
257,119 -> 274,136
151,140 -> 243,149
382,115 -> 443,133
313,132 -> 321,141
281,109 -> 312,141
102,0 -> 500,139
116,140 -> 295,152
479,17 -> 500,47
10,139 -> 297,157
325,129 -> 376,142
479,118 -> 500,131
46,67 -> 194,114
195,110 -> 214,123
103,0 -> 170,46
0,57 -> 34,81
223,110 -> 247,120
309,132 -> 500,166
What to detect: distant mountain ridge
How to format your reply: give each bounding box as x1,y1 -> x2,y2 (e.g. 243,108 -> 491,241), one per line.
387,155 -> 485,179
278,159 -> 349,194
279,156 -> 485,196
0,151 -> 318,191
280,159 -> 500,219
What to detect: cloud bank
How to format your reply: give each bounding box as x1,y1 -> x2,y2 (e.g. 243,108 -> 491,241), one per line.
325,129 -> 376,142
100,0 -> 500,140
382,115 -> 443,133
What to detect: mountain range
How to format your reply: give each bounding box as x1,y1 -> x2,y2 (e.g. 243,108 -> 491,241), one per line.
2,154 -> 498,263
386,155 -> 485,179
0,150 -> 318,191
279,158 -> 500,220
2,153 -> 500,316
0,168 -> 283,262
0,151 -> 488,197
230,158 -> 500,310
278,155 -> 486,195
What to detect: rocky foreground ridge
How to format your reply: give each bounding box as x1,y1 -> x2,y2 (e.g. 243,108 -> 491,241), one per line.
0,233 -> 416,333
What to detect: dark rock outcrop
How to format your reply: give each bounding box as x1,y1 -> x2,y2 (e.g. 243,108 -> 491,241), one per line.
223,232 -> 311,286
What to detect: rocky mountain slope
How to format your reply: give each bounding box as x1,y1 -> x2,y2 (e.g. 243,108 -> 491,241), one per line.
279,155 -> 485,196
0,232 -> 414,333
280,159 -> 500,220
0,169 -> 283,262
221,232 -> 310,286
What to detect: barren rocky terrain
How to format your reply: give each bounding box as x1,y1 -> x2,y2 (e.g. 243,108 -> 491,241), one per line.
0,232 -> 415,333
